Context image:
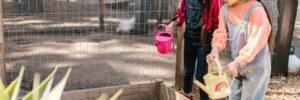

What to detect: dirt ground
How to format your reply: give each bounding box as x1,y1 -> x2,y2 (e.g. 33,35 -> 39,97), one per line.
5,31 -> 300,98
2,1 -> 177,97
5,32 -> 175,92
266,75 -> 300,100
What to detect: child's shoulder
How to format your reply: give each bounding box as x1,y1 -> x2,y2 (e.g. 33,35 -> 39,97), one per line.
249,6 -> 269,21
246,1 -> 267,17
251,6 -> 267,16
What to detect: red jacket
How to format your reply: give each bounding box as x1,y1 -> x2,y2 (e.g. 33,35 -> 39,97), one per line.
176,0 -> 222,31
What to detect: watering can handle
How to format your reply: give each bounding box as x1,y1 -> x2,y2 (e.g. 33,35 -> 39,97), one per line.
208,58 -> 223,76
154,24 -> 173,36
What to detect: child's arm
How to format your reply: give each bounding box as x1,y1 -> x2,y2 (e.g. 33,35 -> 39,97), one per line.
211,0 -> 223,30
207,7 -> 227,63
168,0 -> 185,29
211,7 -> 228,52
234,7 -> 272,66
175,0 -> 186,26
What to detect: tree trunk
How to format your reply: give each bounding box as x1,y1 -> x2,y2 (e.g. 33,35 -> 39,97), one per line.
272,0 -> 298,76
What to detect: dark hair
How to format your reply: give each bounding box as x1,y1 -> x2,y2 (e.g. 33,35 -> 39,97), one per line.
260,1 -> 274,53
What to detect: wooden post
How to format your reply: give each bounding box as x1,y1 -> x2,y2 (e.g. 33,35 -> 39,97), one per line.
175,25 -> 184,90
155,79 -> 163,100
0,0 -> 7,85
14,0 -> 44,14
99,0 -> 105,32
272,0 -> 298,76
156,0 -> 163,23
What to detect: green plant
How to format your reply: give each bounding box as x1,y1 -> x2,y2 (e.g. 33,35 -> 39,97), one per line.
0,66 -> 72,100
0,66 -> 25,100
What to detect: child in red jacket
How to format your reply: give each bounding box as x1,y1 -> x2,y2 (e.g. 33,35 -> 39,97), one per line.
169,0 -> 222,99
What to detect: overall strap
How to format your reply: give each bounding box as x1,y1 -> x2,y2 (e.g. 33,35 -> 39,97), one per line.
223,4 -> 230,23
223,1 -> 263,23
243,1 -> 263,22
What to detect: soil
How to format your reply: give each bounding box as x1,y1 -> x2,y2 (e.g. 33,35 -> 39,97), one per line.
265,75 -> 300,100
5,32 -> 176,92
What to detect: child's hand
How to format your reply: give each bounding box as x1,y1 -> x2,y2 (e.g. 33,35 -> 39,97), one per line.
176,22 -> 185,40
168,18 -> 179,29
206,47 -> 220,64
168,21 -> 176,30
223,61 -> 239,77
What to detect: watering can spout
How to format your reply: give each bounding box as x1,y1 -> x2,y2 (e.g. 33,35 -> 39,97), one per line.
193,80 -> 211,94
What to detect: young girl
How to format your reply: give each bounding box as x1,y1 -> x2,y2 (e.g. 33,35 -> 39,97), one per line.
207,0 -> 272,99
169,0 -> 222,99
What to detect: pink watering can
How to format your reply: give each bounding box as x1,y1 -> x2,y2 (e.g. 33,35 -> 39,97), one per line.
154,24 -> 174,54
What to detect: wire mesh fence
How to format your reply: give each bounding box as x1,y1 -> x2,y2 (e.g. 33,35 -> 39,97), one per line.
0,0 -> 286,99
2,0 -> 178,97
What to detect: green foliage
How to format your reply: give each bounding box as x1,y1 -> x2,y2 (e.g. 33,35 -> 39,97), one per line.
0,66 -> 72,100
97,89 -> 123,100
0,66 -> 122,100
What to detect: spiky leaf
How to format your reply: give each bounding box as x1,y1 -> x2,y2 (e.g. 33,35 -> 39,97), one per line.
22,67 -> 58,100
0,78 -> 9,100
5,66 -> 25,100
108,89 -> 123,100
11,66 -> 25,100
97,94 -> 108,100
43,68 -> 72,100
33,73 -> 40,100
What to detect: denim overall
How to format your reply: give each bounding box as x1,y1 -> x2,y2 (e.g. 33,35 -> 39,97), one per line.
223,2 -> 271,100
183,0 -> 211,100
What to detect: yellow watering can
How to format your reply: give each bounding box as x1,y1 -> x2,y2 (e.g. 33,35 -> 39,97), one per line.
193,59 -> 233,99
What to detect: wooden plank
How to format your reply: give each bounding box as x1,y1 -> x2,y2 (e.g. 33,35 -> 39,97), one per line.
61,83 -> 156,100
156,0 -> 163,23
62,81 -> 188,100
272,0 -> 298,76
0,0 -> 6,85
159,82 -> 189,100
99,0 -> 105,32
155,79 -> 163,100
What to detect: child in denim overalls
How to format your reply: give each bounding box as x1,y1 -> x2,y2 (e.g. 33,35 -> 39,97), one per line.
169,0 -> 222,99
207,0 -> 272,99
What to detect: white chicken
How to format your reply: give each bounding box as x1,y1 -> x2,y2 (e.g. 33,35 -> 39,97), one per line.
116,17 -> 136,33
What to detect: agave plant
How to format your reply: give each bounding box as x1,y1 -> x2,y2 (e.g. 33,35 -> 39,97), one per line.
0,66 -> 72,100
0,66 -> 25,100
97,89 -> 123,100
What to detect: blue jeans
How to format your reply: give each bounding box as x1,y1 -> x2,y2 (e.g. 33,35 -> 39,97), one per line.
183,41 -> 211,100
